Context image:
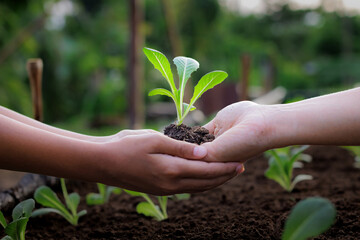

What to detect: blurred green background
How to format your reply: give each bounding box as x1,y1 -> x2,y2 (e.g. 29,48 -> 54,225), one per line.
1,0 -> 360,135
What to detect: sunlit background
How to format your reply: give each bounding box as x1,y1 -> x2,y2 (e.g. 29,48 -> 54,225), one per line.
0,0 -> 360,184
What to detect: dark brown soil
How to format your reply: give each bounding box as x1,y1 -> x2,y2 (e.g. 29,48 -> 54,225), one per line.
11,146 -> 360,239
164,123 -> 215,144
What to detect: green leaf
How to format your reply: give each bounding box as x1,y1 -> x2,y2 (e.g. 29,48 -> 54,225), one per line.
289,174 -> 313,191
136,202 -> 164,221
143,48 -> 176,93
67,193 -> 80,213
282,197 -> 336,240
174,193 -> 191,200
1,236 -> 12,240
12,199 -> 35,220
265,157 -> 289,191
106,186 -> 121,201
31,208 -> 64,218
110,187 -> 122,195
173,56 -> 199,111
34,186 -> 69,217
149,88 -> 175,100
77,210 -> 87,218
86,193 -> 105,205
190,71 -> 228,106
0,211 -> 7,229
4,218 -> 28,240
183,103 -> 196,112
124,190 -> 146,197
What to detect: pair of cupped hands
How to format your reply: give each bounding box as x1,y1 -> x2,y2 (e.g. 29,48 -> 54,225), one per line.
99,102 -> 271,196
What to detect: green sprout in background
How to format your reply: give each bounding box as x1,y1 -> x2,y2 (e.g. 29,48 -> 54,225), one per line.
32,178 -> 86,226
0,199 -> 35,240
282,197 -> 336,240
124,190 -> 168,221
265,145 -> 313,192
86,183 -> 122,205
342,146 -> 360,169
124,190 -> 190,221
144,47 -> 228,125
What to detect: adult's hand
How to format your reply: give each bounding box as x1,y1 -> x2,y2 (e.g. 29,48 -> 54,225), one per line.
101,131 -> 242,195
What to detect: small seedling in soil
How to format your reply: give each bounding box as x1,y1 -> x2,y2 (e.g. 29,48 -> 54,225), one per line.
0,199 -> 35,240
282,197 -> 336,240
32,178 -> 86,226
144,47 -> 227,144
86,183 -> 121,205
124,190 -> 168,221
342,146 -> 360,168
265,145 -> 313,192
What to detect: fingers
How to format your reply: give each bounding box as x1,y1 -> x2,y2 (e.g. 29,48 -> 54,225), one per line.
151,134 -> 208,159
172,158 -> 241,179
203,119 -> 216,134
178,174 -> 238,193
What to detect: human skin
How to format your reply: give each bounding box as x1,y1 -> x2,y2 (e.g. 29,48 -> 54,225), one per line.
203,87 -> 360,163
0,107 -> 243,195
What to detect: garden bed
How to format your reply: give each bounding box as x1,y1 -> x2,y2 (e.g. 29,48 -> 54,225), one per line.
8,146 -> 360,239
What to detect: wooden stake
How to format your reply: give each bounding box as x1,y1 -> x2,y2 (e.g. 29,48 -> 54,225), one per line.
128,0 -> 144,129
26,59 -> 43,122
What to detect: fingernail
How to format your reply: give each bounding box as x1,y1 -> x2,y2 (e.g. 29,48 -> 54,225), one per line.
193,146 -> 207,158
236,164 -> 244,174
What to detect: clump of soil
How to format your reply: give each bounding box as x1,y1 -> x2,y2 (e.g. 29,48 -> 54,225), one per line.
164,123 -> 215,145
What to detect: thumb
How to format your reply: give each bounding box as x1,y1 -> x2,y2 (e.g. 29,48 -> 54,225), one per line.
152,135 -> 208,160
203,119 -> 216,134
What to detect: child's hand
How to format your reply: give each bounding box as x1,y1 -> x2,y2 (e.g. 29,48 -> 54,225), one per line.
202,101 -> 272,164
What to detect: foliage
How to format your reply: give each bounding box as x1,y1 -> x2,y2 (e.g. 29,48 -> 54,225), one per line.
124,190 -> 190,221
0,199 -> 35,240
282,197 -> 336,240
124,190 -> 168,221
144,47 -> 227,124
265,145 -> 313,192
86,183 -> 121,205
342,146 -> 360,168
32,178 -> 86,226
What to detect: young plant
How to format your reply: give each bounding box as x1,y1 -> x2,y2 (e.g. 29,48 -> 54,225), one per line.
144,47 -> 228,125
124,190 -> 168,221
282,197 -> 336,240
265,145 -> 313,192
124,190 -> 191,221
342,146 -> 360,168
86,183 -> 122,205
0,199 -> 35,240
32,178 -> 86,226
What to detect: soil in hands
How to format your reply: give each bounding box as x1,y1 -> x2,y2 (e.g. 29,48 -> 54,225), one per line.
164,123 -> 215,145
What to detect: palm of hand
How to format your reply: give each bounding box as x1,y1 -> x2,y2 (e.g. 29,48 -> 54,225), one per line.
203,101 -> 271,163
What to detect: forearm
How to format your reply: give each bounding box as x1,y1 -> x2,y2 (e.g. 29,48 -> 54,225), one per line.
0,114 -> 105,182
268,87 -> 360,147
0,106 -> 106,142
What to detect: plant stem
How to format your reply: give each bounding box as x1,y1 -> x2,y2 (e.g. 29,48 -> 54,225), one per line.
158,196 -> 168,219
143,195 -> 165,221
60,178 -> 77,225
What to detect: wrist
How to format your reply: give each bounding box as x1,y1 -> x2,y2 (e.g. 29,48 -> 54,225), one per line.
262,104 -> 300,149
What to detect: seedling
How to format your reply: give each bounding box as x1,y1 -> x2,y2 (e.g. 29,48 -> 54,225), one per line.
0,199 -> 35,240
282,197 -> 336,240
124,190 -> 190,221
86,183 -> 122,205
265,145 -> 313,192
144,47 -> 227,125
32,178 -> 86,226
342,146 -> 360,169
